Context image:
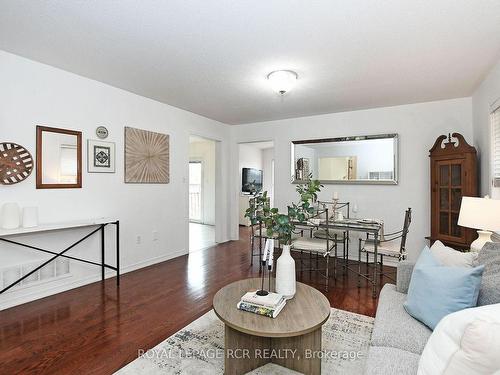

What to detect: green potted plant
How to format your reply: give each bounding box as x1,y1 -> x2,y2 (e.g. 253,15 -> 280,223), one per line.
245,177 -> 322,298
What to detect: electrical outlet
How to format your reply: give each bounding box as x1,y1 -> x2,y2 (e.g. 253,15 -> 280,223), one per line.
152,231 -> 158,241
136,235 -> 142,244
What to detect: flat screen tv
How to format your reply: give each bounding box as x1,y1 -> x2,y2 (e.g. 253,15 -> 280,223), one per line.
242,168 -> 263,193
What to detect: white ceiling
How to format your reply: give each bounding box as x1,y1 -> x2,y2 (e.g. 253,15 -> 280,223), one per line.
1,1 -> 500,125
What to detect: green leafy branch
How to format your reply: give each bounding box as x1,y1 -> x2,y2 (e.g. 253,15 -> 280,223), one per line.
245,175 -> 323,245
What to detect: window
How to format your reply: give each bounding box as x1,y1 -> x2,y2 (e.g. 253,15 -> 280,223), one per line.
492,105 -> 500,188
189,161 -> 203,222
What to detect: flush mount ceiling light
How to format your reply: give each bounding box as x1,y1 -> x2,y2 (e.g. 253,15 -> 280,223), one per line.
266,70 -> 298,95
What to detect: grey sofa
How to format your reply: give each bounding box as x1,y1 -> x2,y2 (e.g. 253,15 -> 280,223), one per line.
364,242 -> 500,375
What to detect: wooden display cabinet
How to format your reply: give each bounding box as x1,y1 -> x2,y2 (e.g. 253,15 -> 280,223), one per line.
428,133 -> 478,250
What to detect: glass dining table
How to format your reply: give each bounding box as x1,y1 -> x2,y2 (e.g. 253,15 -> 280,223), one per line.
293,215 -> 383,297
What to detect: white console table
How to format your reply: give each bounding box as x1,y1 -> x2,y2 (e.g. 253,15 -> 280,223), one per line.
0,218 -> 120,294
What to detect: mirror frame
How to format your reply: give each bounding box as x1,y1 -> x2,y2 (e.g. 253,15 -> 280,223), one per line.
36,125 -> 82,189
291,133 -> 399,185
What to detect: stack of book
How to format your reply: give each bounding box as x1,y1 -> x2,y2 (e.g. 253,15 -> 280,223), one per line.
237,291 -> 286,318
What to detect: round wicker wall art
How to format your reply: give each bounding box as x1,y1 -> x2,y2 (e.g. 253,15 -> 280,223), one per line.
0,142 -> 34,185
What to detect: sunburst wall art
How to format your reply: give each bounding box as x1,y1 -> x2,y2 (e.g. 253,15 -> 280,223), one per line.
124,127 -> 170,183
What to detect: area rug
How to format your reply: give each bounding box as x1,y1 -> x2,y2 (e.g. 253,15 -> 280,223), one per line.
116,308 -> 374,375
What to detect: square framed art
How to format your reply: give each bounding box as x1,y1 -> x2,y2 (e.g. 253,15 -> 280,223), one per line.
124,126 -> 169,183
87,139 -> 115,173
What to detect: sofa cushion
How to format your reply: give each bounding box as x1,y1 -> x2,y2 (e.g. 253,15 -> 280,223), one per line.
404,247 -> 484,330
417,303 -> 500,375
364,346 -> 420,375
476,242 -> 500,306
430,240 -> 477,267
371,284 -> 431,354
396,260 -> 415,293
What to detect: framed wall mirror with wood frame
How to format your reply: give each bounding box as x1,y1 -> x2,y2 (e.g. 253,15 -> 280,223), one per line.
36,125 -> 82,189
291,133 -> 399,185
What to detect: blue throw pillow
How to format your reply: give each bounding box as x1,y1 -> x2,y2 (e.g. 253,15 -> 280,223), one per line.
403,247 -> 485,330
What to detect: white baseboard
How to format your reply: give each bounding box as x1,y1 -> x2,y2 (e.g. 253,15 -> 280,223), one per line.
0,248 -> 187,311
120,249 -> 187,274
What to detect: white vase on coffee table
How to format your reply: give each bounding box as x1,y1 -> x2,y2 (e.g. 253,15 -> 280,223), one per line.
275,244 -> 296,299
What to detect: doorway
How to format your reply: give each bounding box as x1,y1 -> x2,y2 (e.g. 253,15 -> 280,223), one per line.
237,141 -> 275,227
189,136 -> 216,252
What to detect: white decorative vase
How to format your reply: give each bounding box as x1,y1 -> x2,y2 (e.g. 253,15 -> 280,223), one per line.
275,244 -> 296,299
1,203 -> 21,229
22,206 -> 39,228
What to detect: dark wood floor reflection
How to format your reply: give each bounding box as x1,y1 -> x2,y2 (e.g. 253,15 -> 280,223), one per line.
0,227 -> 394,375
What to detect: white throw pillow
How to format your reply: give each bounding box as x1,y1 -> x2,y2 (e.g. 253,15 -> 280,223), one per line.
430,240 -> 477,268
417,303 -> 500,375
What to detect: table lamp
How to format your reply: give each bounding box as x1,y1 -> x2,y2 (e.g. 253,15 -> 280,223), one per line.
458,196 -> 500,252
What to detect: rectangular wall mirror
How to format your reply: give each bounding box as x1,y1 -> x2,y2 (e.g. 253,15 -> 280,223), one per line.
36,126 -> 82,188
291,134 -> 398,184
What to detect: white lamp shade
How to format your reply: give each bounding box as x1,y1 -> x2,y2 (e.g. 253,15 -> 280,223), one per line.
458,197 -> 500,231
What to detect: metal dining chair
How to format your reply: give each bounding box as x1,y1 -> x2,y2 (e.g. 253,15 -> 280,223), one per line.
313,200 -> 350,269
358,208 -> 412,282
290,207 -> 337,291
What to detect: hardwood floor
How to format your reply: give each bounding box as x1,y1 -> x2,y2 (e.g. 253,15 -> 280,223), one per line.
0,227 -> 394,375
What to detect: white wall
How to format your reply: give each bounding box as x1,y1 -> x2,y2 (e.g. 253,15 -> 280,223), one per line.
472,57 -> 500,198
189,139 -> 216,225
0,50 -> 231,310
230,98 -> 473,261
261,147 -> 274,206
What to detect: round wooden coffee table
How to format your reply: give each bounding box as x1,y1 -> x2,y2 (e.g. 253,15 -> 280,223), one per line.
213,278 -> 330,375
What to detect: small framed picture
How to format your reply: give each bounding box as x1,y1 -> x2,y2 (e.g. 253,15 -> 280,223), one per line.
87,139 -> 115,173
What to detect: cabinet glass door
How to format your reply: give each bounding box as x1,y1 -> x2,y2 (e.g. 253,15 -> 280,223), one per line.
437,161 -> 464,239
